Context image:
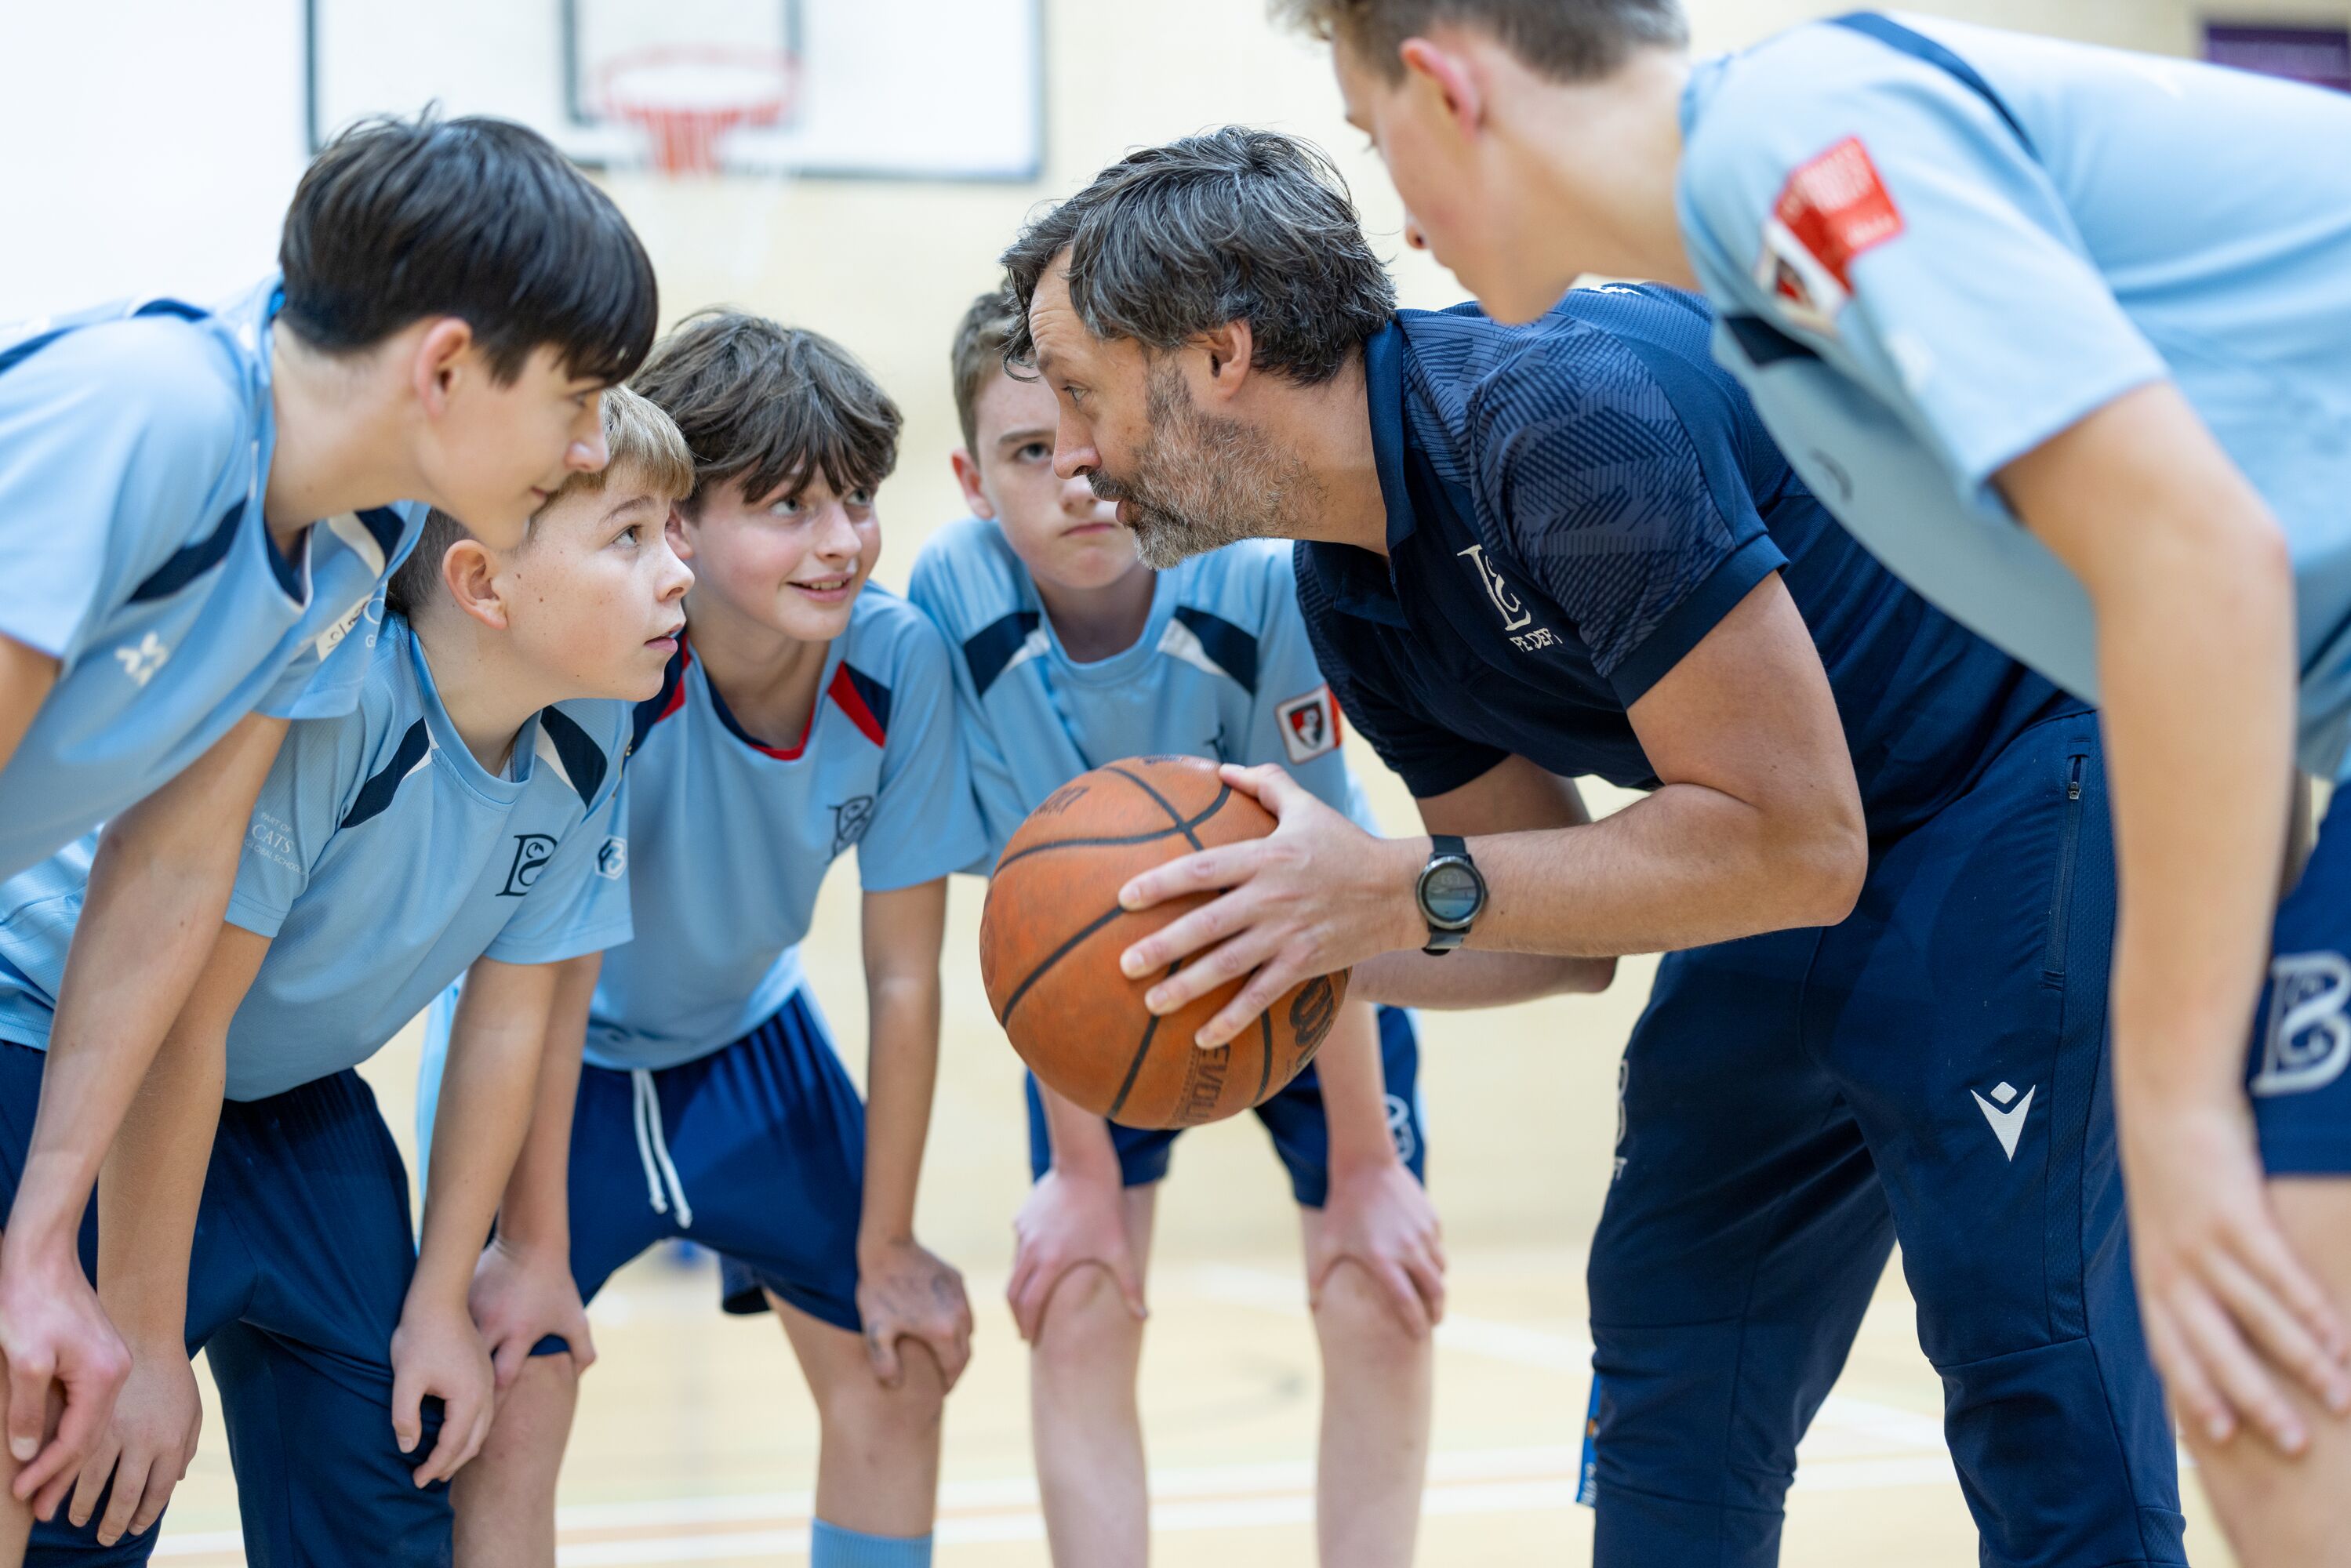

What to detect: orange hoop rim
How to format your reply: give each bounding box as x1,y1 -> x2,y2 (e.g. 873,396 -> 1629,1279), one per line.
598,45 -> 799,175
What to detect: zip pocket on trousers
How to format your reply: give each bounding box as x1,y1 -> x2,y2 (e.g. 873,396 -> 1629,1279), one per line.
2041,753 -> 2088,981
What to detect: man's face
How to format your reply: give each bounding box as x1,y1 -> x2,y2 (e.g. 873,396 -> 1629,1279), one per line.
676,471 -> 881,644
420,343 -> 612,548
959,365 -> 1137,593
1028,265 -> 1313,569
500,470 -> 693,702
1333,37 -> 1580,323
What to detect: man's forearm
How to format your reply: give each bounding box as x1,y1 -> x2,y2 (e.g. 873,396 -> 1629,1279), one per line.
860,978 -> 939,1246
93,1025 -> 224,1347
4,717 -> 284,1262
418,964 -> 559,1305
1350,779 -> 1860,964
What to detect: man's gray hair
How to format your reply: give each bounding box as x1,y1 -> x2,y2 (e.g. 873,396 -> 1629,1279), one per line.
1270,0 -> 1687,84
1000,127 -> 1395,385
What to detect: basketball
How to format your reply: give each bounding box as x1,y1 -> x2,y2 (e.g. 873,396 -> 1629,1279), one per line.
979,754 -> 1349,1129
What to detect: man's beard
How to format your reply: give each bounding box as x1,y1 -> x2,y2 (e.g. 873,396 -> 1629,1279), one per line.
1092,361 -> 1314,569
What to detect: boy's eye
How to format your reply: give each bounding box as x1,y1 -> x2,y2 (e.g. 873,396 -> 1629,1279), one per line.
846,488 -> 874,509
769,496 -> 804,518
1017,441 -> 1051,463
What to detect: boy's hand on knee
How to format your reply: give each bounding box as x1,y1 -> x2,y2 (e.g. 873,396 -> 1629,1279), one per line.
1310,1162 -> 1448,1339
856,1238 -> 973,1393
389,1296 -> 494,1487
0,1242 -> 130,1512
65,1341 -> 199,1546
469,1236 -> 595,1390
1008,1167 -> 1146,1344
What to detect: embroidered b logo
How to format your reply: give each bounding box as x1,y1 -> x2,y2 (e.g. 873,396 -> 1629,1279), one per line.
2253,951 -> 2351,1097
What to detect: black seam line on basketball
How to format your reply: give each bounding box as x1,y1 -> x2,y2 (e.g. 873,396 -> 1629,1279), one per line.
1255,1009 -> 1273,1102
1102,766 -> 1212,851
997,904 -> 1129,1026
990,784 -> 1234,873
1106,963 -> 1176,1122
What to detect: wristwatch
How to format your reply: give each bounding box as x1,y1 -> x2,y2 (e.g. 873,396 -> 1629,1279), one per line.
1415,835 -> 1486,956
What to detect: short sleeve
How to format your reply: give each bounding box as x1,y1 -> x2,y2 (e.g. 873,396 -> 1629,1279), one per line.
1682,51 -> 2168,496
1296,576 -> 1506,800
222,713 -> 363,939
1241,553 -> 1360,818
854,623 -> 993,891
0,323 -> 242,659
905,552 -> 1033,868
484,775 -> 634,964
1470,330 -> 1782,706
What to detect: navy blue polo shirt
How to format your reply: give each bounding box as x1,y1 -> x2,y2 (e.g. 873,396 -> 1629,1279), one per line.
1295,285 -> 2070,840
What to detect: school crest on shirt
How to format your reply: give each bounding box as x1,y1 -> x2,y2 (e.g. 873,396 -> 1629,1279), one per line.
1753,136 -> 1905,336
830,796 -> 876,855
1276,688 -> 1339,765
499,833 -> 559,896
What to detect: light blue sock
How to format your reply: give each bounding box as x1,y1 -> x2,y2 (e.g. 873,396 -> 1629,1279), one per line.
810,1519 -> 933,1568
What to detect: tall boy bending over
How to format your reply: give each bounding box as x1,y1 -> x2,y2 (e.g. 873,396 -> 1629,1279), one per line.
0,110 -> 653,1519
0,387 -> 691,1565
436,313 -> 985,1568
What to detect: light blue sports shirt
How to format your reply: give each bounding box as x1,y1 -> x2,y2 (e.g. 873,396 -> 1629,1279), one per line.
0,278 -> 424,874
0,615 -> 632,1100
579,586 -> 989,1072
1677,13 -> 2351,775
907,519 -> 1379,851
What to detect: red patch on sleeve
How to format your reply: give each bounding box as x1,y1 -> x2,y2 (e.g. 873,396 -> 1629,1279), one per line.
1772,136 -> 1904,289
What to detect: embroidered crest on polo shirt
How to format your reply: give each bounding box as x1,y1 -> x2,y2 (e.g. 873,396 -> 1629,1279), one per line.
1753,136 -> 1906,336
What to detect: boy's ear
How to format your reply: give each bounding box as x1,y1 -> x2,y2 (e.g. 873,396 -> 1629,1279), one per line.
1194,318 -> 1256,403
412,318 -> 478,416
666,504 -> 696,562
949,448 -> 997,521
440,538 -> 510,631
1397,37 -> 1485,139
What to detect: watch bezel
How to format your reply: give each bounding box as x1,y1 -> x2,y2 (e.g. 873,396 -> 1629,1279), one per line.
1416,853 -> 1486,932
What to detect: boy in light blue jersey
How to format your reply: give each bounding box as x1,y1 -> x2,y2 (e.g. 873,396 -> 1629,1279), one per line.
0,386 -> 692,1566
0,110 -> 656,1521
907,289 -> 1443,1568
1285,2 -> 2351,1558
435,314 -> 983,1568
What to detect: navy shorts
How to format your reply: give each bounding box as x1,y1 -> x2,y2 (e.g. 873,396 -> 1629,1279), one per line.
555,989 -> 866,1338
0,1044 -> 449,1568
1585,711 -> 2186,1568
1023,1004 -> 1426,1207
2249,796 -> 2351,1172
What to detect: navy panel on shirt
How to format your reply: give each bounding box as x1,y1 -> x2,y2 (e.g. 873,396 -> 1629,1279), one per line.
1295,285 -> 2069,840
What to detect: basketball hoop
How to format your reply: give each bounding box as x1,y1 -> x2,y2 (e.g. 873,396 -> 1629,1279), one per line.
600,45 -> 798,176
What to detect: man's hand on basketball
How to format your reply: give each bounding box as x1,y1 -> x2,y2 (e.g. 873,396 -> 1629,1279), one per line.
469,1234 -> 596,1391
1008,1165 -> 1147,1343
0,1235 -> 129,1512
1118,763 -> 1423,1047
856,1237 -> 973,1393
388,1294 -> 493,1487
1311,1161 -> 1447,1339
2120,1089 -> 2351,1454
64,1340 -> 199,1547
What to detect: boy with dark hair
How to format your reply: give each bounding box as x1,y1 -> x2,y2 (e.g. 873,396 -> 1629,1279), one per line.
916,289 -> 1553,1567
0,385 -> 691,1566
432,311 -> 985,1568
1002,127 -> 2184,1568
1285,5 -> 2351,1559
0,108 -> 656,1519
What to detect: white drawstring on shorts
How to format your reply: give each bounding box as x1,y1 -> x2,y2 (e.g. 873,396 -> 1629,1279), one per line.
630,1068 -> 694,1229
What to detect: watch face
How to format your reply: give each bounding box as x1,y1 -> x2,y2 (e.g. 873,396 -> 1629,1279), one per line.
1422,860 -> 1484,927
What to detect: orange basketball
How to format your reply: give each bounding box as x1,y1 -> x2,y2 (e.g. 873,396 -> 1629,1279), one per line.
979,754 -> 1349,1129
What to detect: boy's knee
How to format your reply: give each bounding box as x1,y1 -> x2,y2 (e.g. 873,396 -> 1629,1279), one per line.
1033,1266 -> 1146,1368
823,1349 -> 947,1446
1310,1260 -> 1425,1357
